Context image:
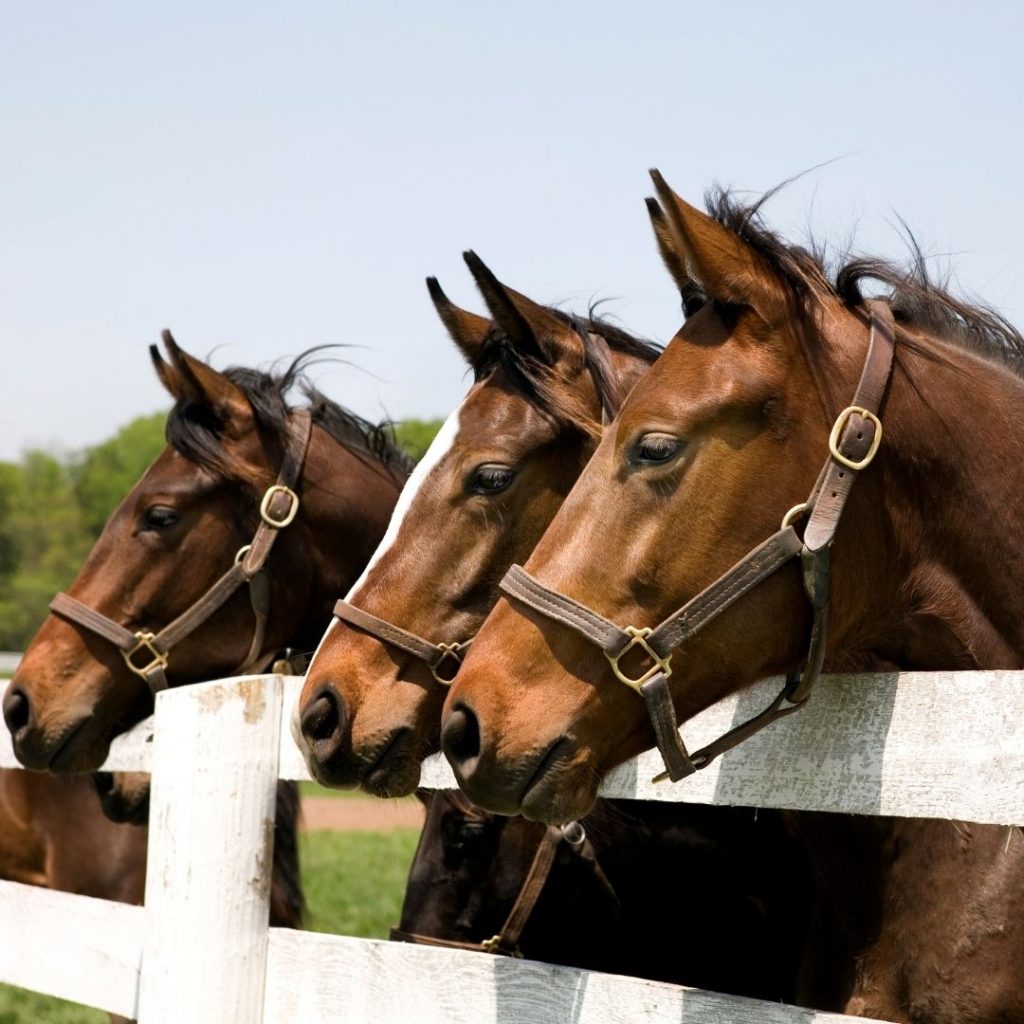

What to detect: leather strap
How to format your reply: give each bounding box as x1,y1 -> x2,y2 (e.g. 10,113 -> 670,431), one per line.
333,601 -> 472,686
497,302 -> 896,782
49,410 -> 313,694
390,822 -> 588,957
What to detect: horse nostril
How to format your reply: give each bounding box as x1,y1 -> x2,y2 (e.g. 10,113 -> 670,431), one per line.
442,702 -> 481,768
300,687 -> 348,755
2,686 -> 31,738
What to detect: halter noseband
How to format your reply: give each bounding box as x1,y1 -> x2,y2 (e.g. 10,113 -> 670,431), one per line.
330,327 -> 621,687
498,301 -> 896,783
48,410 -> 313,695
390,816 -> 605,958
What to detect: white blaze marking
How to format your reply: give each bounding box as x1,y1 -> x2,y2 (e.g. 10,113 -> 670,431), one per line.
304,401 -> 466,672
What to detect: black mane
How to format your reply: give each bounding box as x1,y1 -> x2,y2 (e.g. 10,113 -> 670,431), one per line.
473,308 -> 661,436
166,350 -> 412,484
704,187 -> 1024,376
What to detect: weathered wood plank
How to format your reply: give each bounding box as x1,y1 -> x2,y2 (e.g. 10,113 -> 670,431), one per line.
418,670 -> 1024,825
263,928 -> 885,1024
0,879 -> 142,1018
136,674 -> 283,1024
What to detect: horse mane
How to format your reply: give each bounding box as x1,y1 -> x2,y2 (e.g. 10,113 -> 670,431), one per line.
165,349 -> 413,484
473,309 -> 662,439
704,187 -> 1024,378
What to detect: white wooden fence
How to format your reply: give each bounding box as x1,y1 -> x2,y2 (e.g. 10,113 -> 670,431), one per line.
2,670 -> 1023,1023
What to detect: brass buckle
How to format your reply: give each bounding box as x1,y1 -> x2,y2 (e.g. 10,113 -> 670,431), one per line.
121,631 -> 169,679
481,935 -> 522,957
828,406 -> 883,471
260,485 -> 300,529
431,641 -> 469,686
605,626 -> 672,693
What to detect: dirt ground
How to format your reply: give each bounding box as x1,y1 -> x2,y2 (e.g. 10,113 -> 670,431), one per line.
301,796 -> 424,832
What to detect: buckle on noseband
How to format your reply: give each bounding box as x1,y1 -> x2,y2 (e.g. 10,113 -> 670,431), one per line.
605,626 -> 672,692
121,631 -> 169,679
431,641 -> 469,686
828,406 -> 883,471
260,485 -> 300,529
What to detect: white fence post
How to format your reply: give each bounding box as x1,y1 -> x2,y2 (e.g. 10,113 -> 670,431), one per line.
136,674 -> 283,1024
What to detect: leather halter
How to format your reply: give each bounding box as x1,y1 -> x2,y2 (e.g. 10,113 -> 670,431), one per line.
49,410 -> 313,695
499,301 -> 896,782
331,328 -> 622,687
390,817 -> 599,958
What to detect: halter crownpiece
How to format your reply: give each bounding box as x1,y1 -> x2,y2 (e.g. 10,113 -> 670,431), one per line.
499,300 -> 896,782
48,410 -> 313,695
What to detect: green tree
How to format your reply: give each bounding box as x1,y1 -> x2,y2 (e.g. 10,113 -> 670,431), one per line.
393,418 -> 443,462
72,412 -> 168,536
0,450 -> 92,649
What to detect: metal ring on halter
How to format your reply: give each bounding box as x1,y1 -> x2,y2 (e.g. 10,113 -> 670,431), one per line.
781,502 -> 808,529
604,626 -> 672,692
431,640 -> 470,686
560,821 -> 586,846
260,484 -> 300,529
234,544 -> 252,566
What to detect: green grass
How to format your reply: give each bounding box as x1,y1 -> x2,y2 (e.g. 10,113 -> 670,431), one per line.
0,827 -> 421,1023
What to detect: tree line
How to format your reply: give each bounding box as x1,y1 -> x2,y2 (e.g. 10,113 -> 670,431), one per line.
0,413 -> 441,651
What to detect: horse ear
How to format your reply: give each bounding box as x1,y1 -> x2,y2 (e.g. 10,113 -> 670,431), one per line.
157,330 -> 254,437
645,197 -> 705,318
649,170 -> 787,324
463,251 -> 584,368
426,277 -> 492,367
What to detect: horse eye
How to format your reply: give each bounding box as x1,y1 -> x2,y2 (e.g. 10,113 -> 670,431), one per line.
634,433 -> 683,465
143,505 -> 180,531
470,464 -> 515,495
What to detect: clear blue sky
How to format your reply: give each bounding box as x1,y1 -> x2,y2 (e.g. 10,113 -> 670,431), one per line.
2,1 -> 1022,459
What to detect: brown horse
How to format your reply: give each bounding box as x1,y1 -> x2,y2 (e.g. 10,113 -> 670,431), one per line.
295,249 -> 819,1000
2,337 -> 406,938
397,790 -> 814,1001
295,253 -> 659,794
442,175 -> 1024,1021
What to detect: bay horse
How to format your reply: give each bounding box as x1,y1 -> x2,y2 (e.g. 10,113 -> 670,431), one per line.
2,336 -> 407,936
442,173 -> 1024,1021
295,252 -> 658,792
295,249 -> 815,999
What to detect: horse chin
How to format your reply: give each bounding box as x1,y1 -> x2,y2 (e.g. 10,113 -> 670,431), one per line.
360,729 -> 422,799
93,772 -> 150,826
518,760 -> 599,825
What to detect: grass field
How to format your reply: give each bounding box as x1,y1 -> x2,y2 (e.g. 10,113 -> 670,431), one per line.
0,826 -> 421,1024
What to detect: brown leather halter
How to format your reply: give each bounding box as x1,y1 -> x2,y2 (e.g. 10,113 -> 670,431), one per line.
390,810 -> 603,958
499,301 -> 896,782
331,325 -> 622,687
48,410 -> 313,695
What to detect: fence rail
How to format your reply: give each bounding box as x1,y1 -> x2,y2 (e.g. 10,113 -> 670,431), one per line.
2,670 -> 1022,1022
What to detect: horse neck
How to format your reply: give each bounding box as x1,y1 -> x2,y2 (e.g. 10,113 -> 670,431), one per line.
843,332 -> 1024,670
